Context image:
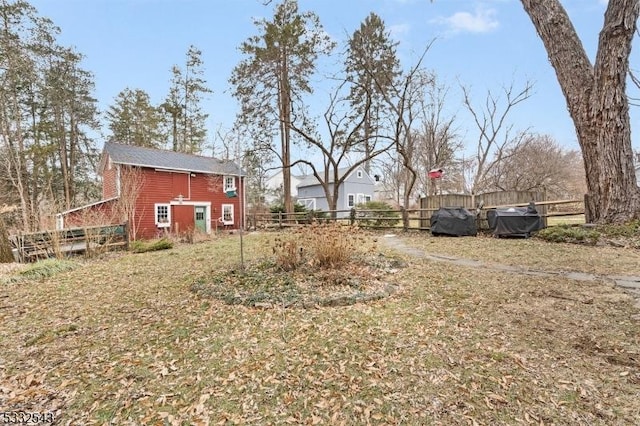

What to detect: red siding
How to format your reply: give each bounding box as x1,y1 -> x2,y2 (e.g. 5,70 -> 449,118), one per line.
172,205 -> 195,233
102,156 -> 118,199
171,173 -> 189,198
77,161 -> 244,240
64,200 -> 119,228
133,169 -> 244,239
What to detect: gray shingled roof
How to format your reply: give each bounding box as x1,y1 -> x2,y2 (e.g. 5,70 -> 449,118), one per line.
298,166 -> 366,187
103,142 -> 243,175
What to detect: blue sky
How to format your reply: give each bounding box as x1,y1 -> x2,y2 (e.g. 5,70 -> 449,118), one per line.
29,0 -> 636,155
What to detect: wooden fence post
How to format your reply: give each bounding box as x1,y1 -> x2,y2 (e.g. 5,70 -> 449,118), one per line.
401,206 -> 408,231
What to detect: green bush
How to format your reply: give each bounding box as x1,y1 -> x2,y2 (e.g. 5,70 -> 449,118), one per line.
355,201 -> 400,227
3,259 -> 77,284
536,225 -> 600,245
597,220 -> 640,238
270,203 -> 328,223
131,238 -> 173,253
269,203 -> 308,214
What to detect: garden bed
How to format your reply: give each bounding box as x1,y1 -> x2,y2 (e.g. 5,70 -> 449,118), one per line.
190,253 -> 403,308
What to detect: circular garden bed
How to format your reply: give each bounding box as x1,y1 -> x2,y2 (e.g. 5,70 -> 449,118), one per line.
190,253 -> 403,308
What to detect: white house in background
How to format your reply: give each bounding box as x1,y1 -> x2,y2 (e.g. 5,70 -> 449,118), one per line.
374,179 -> 400,206
636,164 -> 640,187
296,165 -> 376,217
264,169 -> 304,205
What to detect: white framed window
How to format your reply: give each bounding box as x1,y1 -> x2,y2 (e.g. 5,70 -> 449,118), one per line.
223,176 -> 236,192
155,203 -> 171,227
221,204 -> 234,224
347,194 -> 355,208
356,193 -> 365,205
356,170 -> 363,178
364,195 -> 372,203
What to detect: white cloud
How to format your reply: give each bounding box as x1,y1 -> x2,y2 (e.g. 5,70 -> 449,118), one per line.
434,7 -> 499,34
389,23 -> 411,39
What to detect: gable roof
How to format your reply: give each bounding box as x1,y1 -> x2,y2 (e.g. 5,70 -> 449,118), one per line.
103,142 -> 243,175
297,165 -> 374,188
265,169 -> 305,184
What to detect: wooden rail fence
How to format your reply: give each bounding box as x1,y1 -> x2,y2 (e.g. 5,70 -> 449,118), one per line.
250,196 -> 584,231
10,223 -> 129,263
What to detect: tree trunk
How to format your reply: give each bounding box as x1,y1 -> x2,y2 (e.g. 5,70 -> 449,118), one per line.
0,216 -> 14,263
172,111 -> 178,152
520,0 -> 640,223
279,51 -> 293,216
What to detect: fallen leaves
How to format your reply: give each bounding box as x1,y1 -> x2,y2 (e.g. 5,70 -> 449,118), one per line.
0,232 -> 639,424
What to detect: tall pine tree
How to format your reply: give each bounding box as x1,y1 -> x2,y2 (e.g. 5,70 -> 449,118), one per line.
230,0 -> 334,214
0,0 -> 99,228
345,12 -> 400,174
107,88 -> 165,148
162,45 -> 211,154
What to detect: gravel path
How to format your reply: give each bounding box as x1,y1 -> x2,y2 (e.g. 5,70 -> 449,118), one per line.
381,234 -> 640,311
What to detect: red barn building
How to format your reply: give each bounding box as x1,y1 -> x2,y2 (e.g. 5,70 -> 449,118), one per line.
58,142 -> 245,239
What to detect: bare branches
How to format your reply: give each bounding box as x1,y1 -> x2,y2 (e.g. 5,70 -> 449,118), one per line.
230,0 -> 334,214
288,78 -> 395,213
485,134 -> 586,199
114,167 -> 144,240
461,80 -> 534,195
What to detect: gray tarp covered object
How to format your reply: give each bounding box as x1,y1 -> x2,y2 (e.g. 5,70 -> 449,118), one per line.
430,207 -> 477,237
486,203 -> 544,237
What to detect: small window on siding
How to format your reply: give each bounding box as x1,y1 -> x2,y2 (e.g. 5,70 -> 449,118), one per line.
223,176 -> 236,192
364,195 -> 372,203
357,170 -> 363,178
347,194 -> 355,208
155,204 -> 170,227
222,204 -> 234,224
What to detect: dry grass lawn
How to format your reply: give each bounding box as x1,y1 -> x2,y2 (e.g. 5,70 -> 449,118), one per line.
1,231 -> 639,425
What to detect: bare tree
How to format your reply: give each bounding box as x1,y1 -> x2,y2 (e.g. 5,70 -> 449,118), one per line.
388,67 -> 429,228
486,133 -> 585,199
374,50 -> 461,228
382,75 -> 462,207
462,81 -> 533,202
114,166 -> 144,240
289,80 -> 395,217
520,0 -> 640,223
414,81 -> 462,197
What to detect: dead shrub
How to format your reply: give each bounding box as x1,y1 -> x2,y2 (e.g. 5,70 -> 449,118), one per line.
305,223 -> 358,268
272,236 -> 303,271
271,223 -> 371,271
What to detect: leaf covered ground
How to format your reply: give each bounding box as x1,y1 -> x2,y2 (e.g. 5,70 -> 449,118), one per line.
1,231 -> 639,425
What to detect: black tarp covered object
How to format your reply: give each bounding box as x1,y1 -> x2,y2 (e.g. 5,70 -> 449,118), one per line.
430,207 -> 477,236
486,203 -> 544,237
